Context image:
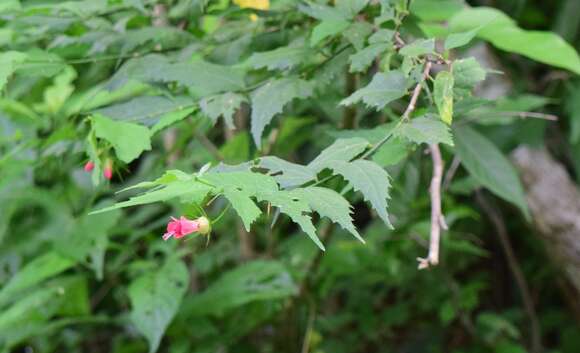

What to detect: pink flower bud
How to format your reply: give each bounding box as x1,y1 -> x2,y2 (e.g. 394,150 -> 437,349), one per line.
84,161 -> 95,172
162,216 -> 211,241
103,160 -> 113,180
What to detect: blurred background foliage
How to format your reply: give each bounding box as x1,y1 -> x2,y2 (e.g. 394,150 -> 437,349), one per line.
1,0 -> 580,353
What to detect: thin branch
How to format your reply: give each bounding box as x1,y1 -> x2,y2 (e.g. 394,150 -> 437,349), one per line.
476,192 -> 542,353
402,61 -> 432,120
193,130 -> 224,161
458,111 -> 558,126
418,143 -> 444,269
442,155 -> 461,190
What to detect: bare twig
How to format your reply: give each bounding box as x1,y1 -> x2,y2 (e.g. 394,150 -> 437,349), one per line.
418,143 -> 444,269
442,156 -> 461,190
476,192 -> 542,353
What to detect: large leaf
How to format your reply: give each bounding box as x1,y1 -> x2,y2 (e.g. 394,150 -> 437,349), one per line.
294,187 -> 363,242
0,252 -> 74,307
129,258 -> 188,353
92,114 -> 152,163
54,209 -> 121,280
449,7 -> 580,74
453,125 -> 530,218
396,115 -> 454,146
308,137 -> 368,172
340,70 -> 407,110
185,260 -> 297,316
250,78 -> 313,147
330,160 -> 392,227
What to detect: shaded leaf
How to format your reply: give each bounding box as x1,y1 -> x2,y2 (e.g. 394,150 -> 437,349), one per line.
452,58 -> 486,89
453,125 -> 529,218
311,20 -> 350,46
349,43 -> 390,73
399,39 -> 435,57
308,137 -> 368,172
245,46 -> 308,71
200,93 -> 246,129
259,156 -> 316,188
129,258 -> 188,353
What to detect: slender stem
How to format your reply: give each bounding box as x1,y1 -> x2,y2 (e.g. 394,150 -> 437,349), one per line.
211,204 -> 231,225
417,143 -> 444,269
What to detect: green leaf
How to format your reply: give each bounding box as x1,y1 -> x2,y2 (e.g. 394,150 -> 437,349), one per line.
205,171 -> 279,200
94,96 -> 194,126
308,137 -> 369,172
259,156 -> 317,188
452,58 -> 486,89
336,0 -> 370,19
0,252 -> 74,307
129,258 -> 188,353
250,78 -> 313,147
453,125 -> 530,218
449,7 -> 580,74
342,22 -> 374,50
245,46 -> 309,71
0,51 -> 27,92
150,107 -> 195,135
311,20 -> 351,46
91,180 -> 213,214
92,114 -> 151,163
200,93 -> 246,129
185,260 -> 297,316
399,39 -> 435,57
330,160 -> 392,227
397,115 -> 454,146
294,187 -> 363,242
340,70 -> 407,110
444,27 -> 479,50
349,43 -> 390,73
434,71 -> 454,124
54,209 -> 121,280
221,187 -> 262,232
266,190 -> 325,250
299,2 -> 347,21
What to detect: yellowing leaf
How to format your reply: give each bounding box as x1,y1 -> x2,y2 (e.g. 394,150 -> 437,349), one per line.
434,71 -> 454,124
234,0 -> 269,10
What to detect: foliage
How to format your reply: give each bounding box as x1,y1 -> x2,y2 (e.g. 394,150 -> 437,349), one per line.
1,0 -> 580,352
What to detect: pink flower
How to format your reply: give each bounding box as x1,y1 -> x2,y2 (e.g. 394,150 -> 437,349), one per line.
162,216 -> 211,241
84,161 -> 95,172
163,216 -> 200,240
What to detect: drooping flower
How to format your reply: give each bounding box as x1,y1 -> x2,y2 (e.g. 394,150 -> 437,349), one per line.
103,159 -> 113,180
84,161 -> 95,172
162,216 -> 211,241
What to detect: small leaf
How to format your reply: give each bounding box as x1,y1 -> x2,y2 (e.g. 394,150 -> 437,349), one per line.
250,78 -> 313,147
340,70 -> 407,110
453,58 -> 486,89
294,187 -> 363,242
92,114 -> 152,163
245,46 -> 309,71
93,96 -> 194,126
200,93 -> 246,129
396,115 -> 454,146
434,71 -> 454,124
308,137 -> 368,172
129,258 -> 188,353
222,187 -> 261,232
399,38 -> 435,57
330,160 -> 392,227
342,22 -> 374,50
259,156 -> 316,188
453,125 -> 530,218
349,43 -> 390,73
311,20 -> 351,46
